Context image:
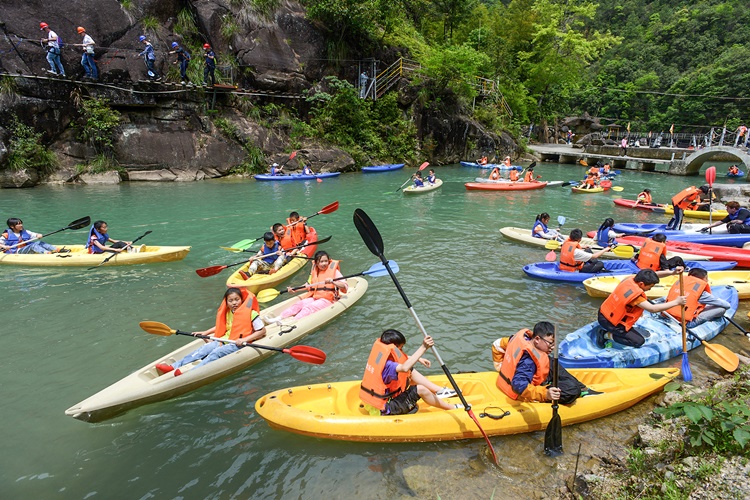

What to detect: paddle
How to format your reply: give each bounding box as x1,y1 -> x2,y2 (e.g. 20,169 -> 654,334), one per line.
678,273 -> 693,381
395,162 -> 429,193
544,240 -> 634,259
706,166 -> 716,234
579,159 -> 588,167
87,230 -> 153,270
5,216 -> 91,251
256,261 -> 398,303
196,236 -> 331,277
353,208 -> 499,465
660,313 -> 739,373
544,324 -> 563,457
138,321 -> 326,364
544,216 -> 567,260
611,186 -> 624,192
562,180 -> 579,187
732,316 -> 750,338
280,151 -> 297,169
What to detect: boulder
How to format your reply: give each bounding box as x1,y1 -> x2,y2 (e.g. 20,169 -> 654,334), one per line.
0,168 -> 40,188
126,169 -> 178,182
79,171 -> 122,184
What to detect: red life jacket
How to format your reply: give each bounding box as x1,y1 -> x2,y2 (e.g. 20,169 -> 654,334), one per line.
359,339 -> 410,410
306,260 -> 341,302
599,277 -> 647,330
214,288 -> 260,341
666,276 -> 710,320
286,218 -> 307,246
671,186 -> 701,210
275,226 -> 296,250
636,238 -> 666,270
496,329 -> 550,400
509,170 -> 519,181
559,239 -> 583,272
638,191 -> 653,204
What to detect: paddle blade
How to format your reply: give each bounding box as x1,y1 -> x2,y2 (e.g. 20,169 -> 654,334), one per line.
703,342 -> 740,372
706,166 -> 716,186
256,288 -> 281,303
612,245 -> 635,258
139,321 -> 175,336
545,250 -> 557,262
558,216 -> 566,226
544,410 -> 563,457
289,151 -> 297,161
682,352 -> 693,382
285,345 -> 327,364
579,159 -> 588,167
353,209 -> 385,258
196,265 -> 227,277
318,201 -> 340,215
67,216 -> 92,230
418,161 -> 429,171
611,186 -> 624,192
364,260 -> 399,277
220,246 -> 245,252
317,178 -> 322,183
545,240 -> 561,250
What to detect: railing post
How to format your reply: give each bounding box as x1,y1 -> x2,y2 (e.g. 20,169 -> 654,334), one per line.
719,127 -> 726,146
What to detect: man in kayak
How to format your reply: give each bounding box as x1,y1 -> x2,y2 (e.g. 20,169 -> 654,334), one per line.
241,232 -> 286,278
359,329 -> 460,415
0,218 -> 67,254
666,185 -> 709,230
664,268 -> 730,328
700,201 -> 750,234
597,269 -> 687,348
559,229 -> 610,273
632,233 -> 685,277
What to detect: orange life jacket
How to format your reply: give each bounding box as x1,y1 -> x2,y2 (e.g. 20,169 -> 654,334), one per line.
599,277 -> 647,330
584,177 -> 596,187
479,156 -> 488,165
214,288 -> 261,341
636,238 -> 666,270
490,168 -> 500,180
524,171 -> 533,182
496,329 -> 550,400
559,239 -> 583,272
275,226 -> 296,250
306,260 -> 341,302
589,167 -> 599,176
287,217 -> 307,246
729,166 -> 739,175
503,158 -> 511,167
666,276 -> 709,320
359,339 -> 410,410
638,191 -> 653,204
671,186 -> 701,210
509,170 -> 519,181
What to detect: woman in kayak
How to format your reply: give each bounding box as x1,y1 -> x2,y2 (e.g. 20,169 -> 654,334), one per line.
86,220 -> 131,254
264,251 -> 348,323
412,172 -> 425,187
531,213 -> 562,241
595,218 -> 624,247
156,287 -> 266,376
508,167 -> 519,181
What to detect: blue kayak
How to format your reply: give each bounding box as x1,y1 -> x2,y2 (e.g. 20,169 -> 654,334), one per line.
460,161 -> 518,170
254,172 -> 341,181
612,223 -> 750,248
361,163 -> 405,173
559,285 -> 738,368
727,170 -> 745,178
523,260 -> 737,284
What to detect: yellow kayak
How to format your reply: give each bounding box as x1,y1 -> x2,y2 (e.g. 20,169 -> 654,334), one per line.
255,368 -> 678,442
584,271 -> 750,299
572,186 -> 604,193
662,205 -> 728,220
0,245 -> 190,267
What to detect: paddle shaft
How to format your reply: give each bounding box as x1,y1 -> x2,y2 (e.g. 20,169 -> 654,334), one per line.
726,316 -> 750,338
679,273 -> 687,353
88,231 -> 151,269
175,330 -> 285,351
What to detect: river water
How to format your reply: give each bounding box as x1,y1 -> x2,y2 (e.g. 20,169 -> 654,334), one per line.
2,163 -> 749,498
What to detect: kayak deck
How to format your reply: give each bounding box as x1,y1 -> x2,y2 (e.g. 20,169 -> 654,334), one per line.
403,178 -> 443,194
584,271 -> 750,299
0,245 -> 191,267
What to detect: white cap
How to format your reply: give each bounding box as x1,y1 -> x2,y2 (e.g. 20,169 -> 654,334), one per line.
272,163 -> 279,167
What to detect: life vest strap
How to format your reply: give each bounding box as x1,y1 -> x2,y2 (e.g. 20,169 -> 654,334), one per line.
359,384 -> 402,400
498,370 -> 522,394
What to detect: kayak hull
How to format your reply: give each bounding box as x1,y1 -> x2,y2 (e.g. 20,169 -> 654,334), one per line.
254,172 -> 341,181
572,186 -> 604,193
465,181 -> 546,191
0,245 -> 191,267
611,199 -> 729,220
255,368 -> 678,442
65,277 -> 369,423
615,235 -> 750,267
523,260 -> 736,284
361,163 -> 405,172
727,170 -> 745,178
403,178 -> 443,194
612,223 -> 750,247
560,286 -> 738,368
584,271 -> 750,299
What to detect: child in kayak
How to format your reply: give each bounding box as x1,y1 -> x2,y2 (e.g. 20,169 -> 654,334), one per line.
427,169 -> 437,184
412,172 -> 424,187
595,218 -> 624,247
0,218 -> 67,254
86,220 -> 131,254
241,232 -> 286,278
664,268 -> 730,328
532,213 -> 563,241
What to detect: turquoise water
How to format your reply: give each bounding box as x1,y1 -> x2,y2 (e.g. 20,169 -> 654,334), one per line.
2,163 -> 748,498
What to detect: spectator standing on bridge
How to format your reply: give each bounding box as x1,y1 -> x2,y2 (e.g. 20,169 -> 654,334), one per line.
359,71 -> 369,98
136,35 -> 159,81
169,42 -> 191,85
203,44 -> 216,86
76,27 -> 98,81
620,137 -> 628,156
40,22 -> 65,77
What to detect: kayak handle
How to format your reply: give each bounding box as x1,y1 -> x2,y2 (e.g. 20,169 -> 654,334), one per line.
479,407 -> 511,420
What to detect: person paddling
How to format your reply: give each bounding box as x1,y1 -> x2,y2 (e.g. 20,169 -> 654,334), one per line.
86,220 -> 131,254
559,229 -> 609,273
0,218 -> 68,254
532,213 -> 562,241
632,233 -> 685,277
523,165 -> 535,182
508,167 -> 520,182
286,211 -> 310,245
412,171 -> 424,188
239,232 -> 286,278
595,218 -> 624,247
664,268 -> 730,328
635,188 -> 654,205
489,167 -> 501,181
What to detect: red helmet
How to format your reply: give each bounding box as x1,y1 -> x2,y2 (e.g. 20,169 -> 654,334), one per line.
39,22 -> 49,30
77,27 -> 85,34
203,43 -> 211,49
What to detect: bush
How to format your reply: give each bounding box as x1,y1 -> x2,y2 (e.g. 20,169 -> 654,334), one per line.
79,98 -> 121,155
5,120 -> 56,174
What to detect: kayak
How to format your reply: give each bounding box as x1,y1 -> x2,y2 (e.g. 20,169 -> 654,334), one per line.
661,205 -> 729,220
572,186 -> 604,193
361,163 -> 405,173
254,367 -> 678,442
460,161 -> 518,170
727,170 -> 745,178
403,178 -> 443,194
612,198 -> 667,213
559,286 -> 738,369
65,276 -> 369,423
498,227 -> 711,261
584,271 -> 750,299
473,178 -> 562,187
254,172 -> 341,181
612,222 -> 729,236
614,235 -> 750,267
226,228 -> 318,293
465,181 -> 546,191
611,223 -> 750,247
0,245 -> 191,267
522,260 -> 736,284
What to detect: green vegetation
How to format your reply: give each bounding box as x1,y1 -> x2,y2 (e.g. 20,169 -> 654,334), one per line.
141,16 -> 159,31
4,120 -> 56,174
76,98 -> 121,173
213,117 -> 267,174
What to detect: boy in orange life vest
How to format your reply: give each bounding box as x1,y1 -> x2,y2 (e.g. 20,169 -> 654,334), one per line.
666,185 -> 709,230
508,167 -> 519,181
581,172 -> 597,189
635,188 -> 654,205
272,223 -> 300,264
665,268 -> 730,327
559,229 -> 610,273
597,269 -> 687,348
633,233 -> 685,277
359,329 -> 460,416
286,211 -> 310,246
523,165 -> 535,182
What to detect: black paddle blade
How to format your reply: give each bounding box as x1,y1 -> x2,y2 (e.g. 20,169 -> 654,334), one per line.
544,409 -> 563,456
353,209 -> 384,257
68,216 -> 91,230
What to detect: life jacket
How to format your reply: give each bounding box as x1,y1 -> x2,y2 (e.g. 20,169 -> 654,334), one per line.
589,167 -> 599,176
509,170 -> 519,182
637,191 -> 653,204
214,288 -> 261,341
86,225 -> 108,254
532,220 -> 549,238
414,178 -> 424,187
636,238 -> 665,270
671,186 -> 701,210
596,227 -> 613,247
479,156 -> 488,165
603,165 -> 611,173
523,171 -> 533,182
729,209 -> 750,225
729,166 -> 739,175
599,277 -> 647,330
2,228 -> 33,254
665,275 -> 709,321
359,339 -> 410,410
306,260 -> 342,302
276,225 -> 296,250
261,241 -> 281,264
490,168 -> 500,180
286,217 -> 308,246
496,329 -> 550,400
559,238 -> 583,272
503,158 -> 511,167
427,174 -> 436,183
584,177 -> 596,187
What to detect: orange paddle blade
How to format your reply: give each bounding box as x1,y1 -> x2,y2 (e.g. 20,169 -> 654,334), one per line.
318,201 -> 339,215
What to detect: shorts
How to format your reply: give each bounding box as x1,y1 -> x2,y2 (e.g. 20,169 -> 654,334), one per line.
383,385 -> 420,415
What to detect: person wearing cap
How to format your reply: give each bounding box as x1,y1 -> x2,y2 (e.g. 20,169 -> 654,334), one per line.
203,43 -> 216,86
135,35 -> 159,80
40,22 -> 65,76
666,185 -> 709,230
168,41 -> 191,84
270,162 -> 283,176
76,27 -> 98,80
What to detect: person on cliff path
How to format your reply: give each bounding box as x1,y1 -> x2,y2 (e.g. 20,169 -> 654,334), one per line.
359,71 -> 368,98
203,43 -> 216,86
76,27 -> 98,81
39,22 -> 65,76
136,35 -> 160,80
169,42 -> 191,84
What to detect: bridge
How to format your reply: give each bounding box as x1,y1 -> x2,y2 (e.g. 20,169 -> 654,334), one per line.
670,146 -> 750,176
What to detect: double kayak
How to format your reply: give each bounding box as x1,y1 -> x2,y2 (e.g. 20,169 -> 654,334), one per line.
611,223 -> 750,247
613,199 -> 730,220
0,245 -> 191,267
361,163 -> 405,173
254,172 -> 341,181
65,277 -> 369,422
572,186 -> 604,193
614,235 -> 750,267
460,161 -> 518,170
522,260 -> 736,284
727,170 -> 745,178
465,181 -> 546,191
255,368 -> 678,442
584,271 -> 750,299
226,228 -> 318,293
559,286 -> 738,369
403,178 -> 443,194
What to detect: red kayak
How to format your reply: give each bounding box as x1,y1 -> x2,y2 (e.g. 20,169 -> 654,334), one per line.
616,235 -> 750,268
612,198 -> 666,212
465,181 -> 547,191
